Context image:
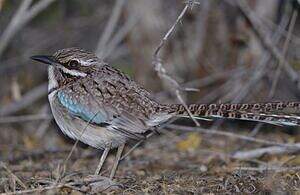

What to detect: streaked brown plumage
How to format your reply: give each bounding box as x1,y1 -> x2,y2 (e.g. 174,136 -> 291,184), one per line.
31,47 -> 300,179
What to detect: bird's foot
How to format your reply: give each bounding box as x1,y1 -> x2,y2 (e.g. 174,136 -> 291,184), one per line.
83,175 -> 123,193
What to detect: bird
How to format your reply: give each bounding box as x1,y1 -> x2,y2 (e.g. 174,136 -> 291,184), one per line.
31,47 -> 300,179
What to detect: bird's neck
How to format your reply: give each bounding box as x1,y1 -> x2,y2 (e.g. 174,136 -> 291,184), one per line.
48,66 -> 59,93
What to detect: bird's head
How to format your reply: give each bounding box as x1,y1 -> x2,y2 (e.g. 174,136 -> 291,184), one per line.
31,47 -> 101,77
31,47 -> 102,91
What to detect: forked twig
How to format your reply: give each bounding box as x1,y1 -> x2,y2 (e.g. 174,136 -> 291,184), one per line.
153,0 -> 200,126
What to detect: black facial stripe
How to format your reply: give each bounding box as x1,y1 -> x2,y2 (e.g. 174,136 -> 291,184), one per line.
48,86 -> 58,94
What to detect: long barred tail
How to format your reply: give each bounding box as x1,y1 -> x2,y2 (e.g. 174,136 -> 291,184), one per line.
167,101 -> 300,126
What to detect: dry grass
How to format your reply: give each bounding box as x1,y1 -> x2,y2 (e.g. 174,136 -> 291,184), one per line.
1,126 -> 300,194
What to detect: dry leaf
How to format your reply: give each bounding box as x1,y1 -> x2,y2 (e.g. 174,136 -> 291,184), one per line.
176,133 -> 201,151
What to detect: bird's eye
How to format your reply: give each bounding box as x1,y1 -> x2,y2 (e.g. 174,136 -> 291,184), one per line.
68,60 -> 79,68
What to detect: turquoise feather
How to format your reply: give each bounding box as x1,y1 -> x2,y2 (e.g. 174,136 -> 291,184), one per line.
57,91 -> 105,124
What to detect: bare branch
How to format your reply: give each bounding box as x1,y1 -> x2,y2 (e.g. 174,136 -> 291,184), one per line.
0,0 -> 56,58
0,113 -> 51,124
231,8 -> 290,102
153,1 -> 200,126
104,12 -> 138,59
233,144 -> 300,160
269,9 -> 298,97
96,0 -> 126,58
0,83 -> 47,116
168,124 -> 300,149
234,166 -> 300,172
236,0 -> 300,90
25,0 -> 56,22
0,83 -> 48,116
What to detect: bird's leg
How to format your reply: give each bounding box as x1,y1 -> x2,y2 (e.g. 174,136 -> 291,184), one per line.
94,147 -> 110,175
109,144 -> 125,179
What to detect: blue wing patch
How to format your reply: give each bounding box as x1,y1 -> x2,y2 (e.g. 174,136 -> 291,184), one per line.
57,91 -> 146,140
57,91 -> 105,124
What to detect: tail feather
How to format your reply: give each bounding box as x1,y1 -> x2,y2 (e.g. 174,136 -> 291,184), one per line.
208,110 -> 300,126
171,102 -> 300,113
168,102 -> 300,126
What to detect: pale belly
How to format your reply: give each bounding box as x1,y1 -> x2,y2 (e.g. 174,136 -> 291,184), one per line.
48,91 -> 127,149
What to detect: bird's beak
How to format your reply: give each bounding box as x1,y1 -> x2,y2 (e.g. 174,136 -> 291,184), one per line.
30,55 -> 57,65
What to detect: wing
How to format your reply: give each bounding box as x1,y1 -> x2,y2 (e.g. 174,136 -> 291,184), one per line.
57,66 -> 163,140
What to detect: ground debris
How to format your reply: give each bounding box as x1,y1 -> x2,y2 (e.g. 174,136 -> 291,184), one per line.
2,131 -> 300,194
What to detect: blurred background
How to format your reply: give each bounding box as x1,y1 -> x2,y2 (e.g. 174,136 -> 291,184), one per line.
1,0 -> 300,193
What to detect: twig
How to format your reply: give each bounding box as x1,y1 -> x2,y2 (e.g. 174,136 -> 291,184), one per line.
96,0 -> 126,58
167,124 -> 300,149
35,118 -> 52,138
120,132 -> 154,161
0,0 -> 56,58
0,0 -> 32,57
35,105 -> 52,138
120,117 -> 177,161
2,182 -> 71,195
153,4 -> 189,58
269,8 -> 298,97
184,68 -> 246,90
258,11 -> 300,46
1,176 -> 117,195
175,90 -> 200,126
0,114 -> 51,124
234,166 -> 300,172
231,11 -> 290,102
231,5 -> 297,154
60,112 -> 100,180
24,0 -> 56,22
153,1 -> 200,126
0,162 -> 27,190
199,72 -> 245,103
236,0 -> 300,89
4,148 -> 68,163
232,143 -> 300,160
0,83 -> 47,116
104,13 -> 138,59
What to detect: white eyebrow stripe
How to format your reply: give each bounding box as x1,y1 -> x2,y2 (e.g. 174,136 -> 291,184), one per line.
51,62 -> 87,77
60,66 -> 87,77
80,60 -> 93,66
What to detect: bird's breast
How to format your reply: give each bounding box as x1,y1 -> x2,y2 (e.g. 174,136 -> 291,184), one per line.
48,90 -> 127,149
